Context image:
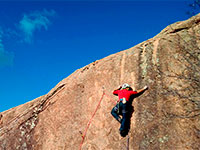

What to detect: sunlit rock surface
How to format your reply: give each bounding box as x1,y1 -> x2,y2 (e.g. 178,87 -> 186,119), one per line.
0,14 -> 200,150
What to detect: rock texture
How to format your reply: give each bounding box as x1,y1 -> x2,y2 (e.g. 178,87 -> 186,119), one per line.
1,14 -> 200,150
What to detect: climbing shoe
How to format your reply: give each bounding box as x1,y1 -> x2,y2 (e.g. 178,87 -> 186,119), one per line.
120,130 -> 127,137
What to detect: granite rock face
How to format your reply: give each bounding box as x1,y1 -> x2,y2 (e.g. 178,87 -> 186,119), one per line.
0,14 -> 200,150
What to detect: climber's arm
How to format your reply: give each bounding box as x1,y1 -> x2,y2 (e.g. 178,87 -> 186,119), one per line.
115,85 -> 122,91
136,86 -> 148,94
113,86 -> 122,95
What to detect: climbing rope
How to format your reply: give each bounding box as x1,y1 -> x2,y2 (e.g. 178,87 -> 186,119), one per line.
79,89 -> 118,150
79,89 -> 128,150
79,91 -> 105,150
104,92 -> 117,104
127,134 -> 129,150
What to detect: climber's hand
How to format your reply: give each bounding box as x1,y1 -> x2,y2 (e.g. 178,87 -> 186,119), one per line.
143,86 -> 148,90
118,85 -> 122,90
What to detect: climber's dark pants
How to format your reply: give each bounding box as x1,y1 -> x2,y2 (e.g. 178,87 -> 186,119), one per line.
111,101 -> 129,131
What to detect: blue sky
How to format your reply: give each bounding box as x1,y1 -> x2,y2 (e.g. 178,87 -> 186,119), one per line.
0,0 -> 195,112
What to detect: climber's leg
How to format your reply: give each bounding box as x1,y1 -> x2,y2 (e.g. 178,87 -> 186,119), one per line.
111,104 -> 121,123
119,103 -> 129,137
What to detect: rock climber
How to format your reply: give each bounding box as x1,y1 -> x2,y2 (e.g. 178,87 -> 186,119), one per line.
111,83 -> 148,137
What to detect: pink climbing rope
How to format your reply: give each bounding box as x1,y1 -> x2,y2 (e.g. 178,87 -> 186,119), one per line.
79,91 -> 105,150
79,90 -> 118,150
104,92 -> 117,104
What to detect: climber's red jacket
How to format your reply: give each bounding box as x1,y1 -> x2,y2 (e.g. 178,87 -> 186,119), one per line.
113,89 -> 138,101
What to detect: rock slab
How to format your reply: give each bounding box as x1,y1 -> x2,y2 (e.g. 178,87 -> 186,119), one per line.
0,14 -> 200,150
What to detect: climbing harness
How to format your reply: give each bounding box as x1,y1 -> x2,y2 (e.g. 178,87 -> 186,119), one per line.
120,97 -> 127,104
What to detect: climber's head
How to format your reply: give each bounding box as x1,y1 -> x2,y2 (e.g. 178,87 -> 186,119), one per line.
122,83 -> 130,90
